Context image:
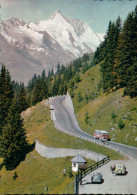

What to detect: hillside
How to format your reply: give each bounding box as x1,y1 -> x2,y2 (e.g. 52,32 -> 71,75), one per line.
70,63 -> 137,147
0,100 -> 124,194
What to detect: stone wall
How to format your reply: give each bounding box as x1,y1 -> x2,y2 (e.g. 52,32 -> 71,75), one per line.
64,92 -> 74,113
35,139 -> 106,161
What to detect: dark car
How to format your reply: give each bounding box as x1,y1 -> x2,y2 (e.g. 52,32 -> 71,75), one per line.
91,173 -> 103,183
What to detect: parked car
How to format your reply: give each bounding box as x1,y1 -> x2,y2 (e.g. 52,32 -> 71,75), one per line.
110,164 -> 126,175
91,173 -> 103,183
93,130 -> 109,140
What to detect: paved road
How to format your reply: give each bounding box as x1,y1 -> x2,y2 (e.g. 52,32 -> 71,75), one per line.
49,95 -> 137,160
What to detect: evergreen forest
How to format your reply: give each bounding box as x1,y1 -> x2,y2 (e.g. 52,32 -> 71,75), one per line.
93,6 -> 137,97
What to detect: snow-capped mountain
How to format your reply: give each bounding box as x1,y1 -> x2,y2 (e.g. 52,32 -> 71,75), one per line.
0,10 -> 104,84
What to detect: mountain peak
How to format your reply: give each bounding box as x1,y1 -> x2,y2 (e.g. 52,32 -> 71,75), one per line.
51,9 -> 65,20
55,9 -> 62,14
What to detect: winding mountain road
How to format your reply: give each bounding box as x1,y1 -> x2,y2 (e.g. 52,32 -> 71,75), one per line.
49,94 -> 137,194
49,95 -> 137,160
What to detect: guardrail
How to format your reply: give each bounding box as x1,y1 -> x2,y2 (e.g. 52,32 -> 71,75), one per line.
74,156 -> 110,194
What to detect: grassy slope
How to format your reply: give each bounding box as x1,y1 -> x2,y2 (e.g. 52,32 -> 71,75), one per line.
0,100 -> 124,194
71,63 -> 137,147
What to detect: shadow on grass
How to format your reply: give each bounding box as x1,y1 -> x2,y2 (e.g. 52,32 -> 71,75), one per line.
3,142 -> 35,171
0,162 -> 4,170
19,141 -> 35,164
27,142 -> 35,153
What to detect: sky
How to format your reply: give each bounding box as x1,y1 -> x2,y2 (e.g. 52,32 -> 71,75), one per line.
1,0 -> 137,33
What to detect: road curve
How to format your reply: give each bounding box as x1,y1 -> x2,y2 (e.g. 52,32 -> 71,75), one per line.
49,95 -> 137,160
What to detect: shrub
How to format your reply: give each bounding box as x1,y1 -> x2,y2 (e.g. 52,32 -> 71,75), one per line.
68,166 -> 73,178
13,171 -> 18,180
111,110 -> 117,120
85,112 -> 89,124
85,93 -> 89,103
118,118 -> 125,129
69,89 -> 75,98
77,91 -> 82,102
127,115 -> 132,121
75,73 -> 80,83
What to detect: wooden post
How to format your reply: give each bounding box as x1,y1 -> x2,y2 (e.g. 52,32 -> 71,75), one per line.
74,174 -> 78,194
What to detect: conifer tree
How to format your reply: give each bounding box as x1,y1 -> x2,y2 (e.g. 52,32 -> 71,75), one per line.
32,78 -> 48,105
0,64 -> 14,135
82,53 -> 89,62
56,62 -> 61,74
0,100 -> 28,170
60,65 -> 65,74
40,79 -> 49,99
114,7 -> 137,97
41,70 -> 46,80
17,83 -> 28,113
32,79 -> 41,105
52,77 -> 59,96
100,18 -> 121,92
51,68 -> 54,77
27,73 -> 37,93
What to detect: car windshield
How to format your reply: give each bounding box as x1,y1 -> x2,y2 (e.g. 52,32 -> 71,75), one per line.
95,131 -> 100,133
117,165 -> 123,169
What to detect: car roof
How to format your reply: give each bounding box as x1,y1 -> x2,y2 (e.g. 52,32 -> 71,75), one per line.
93,172 -> 102,175
101,131 -> 108,133
94,130 -> 108,133
116,164 -> 124,166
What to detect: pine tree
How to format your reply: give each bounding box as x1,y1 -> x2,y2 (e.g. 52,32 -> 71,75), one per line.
114,7 -> 137,97
0,64 -> 14,135
60,65 -> 65,74
100,18 -> 122,92
27,73 -> 37,93
17,83 -> 28,113
40,79 -> 49,99
32,78 -> 48,105
0,100 -> 28,170
32,79 -> 41,105
51,68 -> 54,77
52,77 -> 59,96
41,70 -> 46,80
56,62 -> 61,74
82,53 -> 89,62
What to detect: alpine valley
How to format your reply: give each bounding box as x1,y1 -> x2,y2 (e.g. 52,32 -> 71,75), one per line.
0,10 -> 104,84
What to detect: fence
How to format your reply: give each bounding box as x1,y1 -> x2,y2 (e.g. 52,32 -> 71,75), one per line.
74,156 -> 110,194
